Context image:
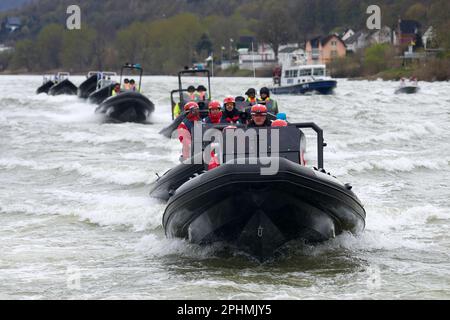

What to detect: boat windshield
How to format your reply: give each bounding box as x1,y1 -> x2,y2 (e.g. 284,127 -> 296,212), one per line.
300,69 -> 312,76
313,68 -> 325,76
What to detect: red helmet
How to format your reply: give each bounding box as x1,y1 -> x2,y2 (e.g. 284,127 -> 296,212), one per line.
184,101 -> 199,111
208,100 -> 222,110
271,120 -> 288,127
223,96 -> 235,105
251,104 -> 268,115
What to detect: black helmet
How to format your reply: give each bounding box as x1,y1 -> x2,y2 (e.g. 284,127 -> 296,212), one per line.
124,78 -> 130,83
197,85 -> 207,92
187,85 -> 196,92
245,88 -> 256,96
260,87 -> 270,96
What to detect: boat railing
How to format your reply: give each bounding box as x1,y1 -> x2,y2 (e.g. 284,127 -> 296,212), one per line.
188,122 -> 325,170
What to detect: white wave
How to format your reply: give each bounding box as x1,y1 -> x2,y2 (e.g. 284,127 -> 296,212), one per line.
340,121 -> 442,147
335,157 -> 449,175
0,158 -> 155,186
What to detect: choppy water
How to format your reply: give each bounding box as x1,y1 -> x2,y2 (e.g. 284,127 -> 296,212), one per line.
0,75 -> 449,300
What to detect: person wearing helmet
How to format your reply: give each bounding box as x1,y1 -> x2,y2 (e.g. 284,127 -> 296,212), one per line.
177,102 -> 201,160
221,96 -> 241,124
247,104 -> 272,128
245,88 -> 258,107
258,87 -> 279,115
204,100 -> 225,124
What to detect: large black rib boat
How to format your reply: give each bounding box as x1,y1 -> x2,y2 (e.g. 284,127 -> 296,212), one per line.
150,123 -> 366,260
95,64 -> 154,123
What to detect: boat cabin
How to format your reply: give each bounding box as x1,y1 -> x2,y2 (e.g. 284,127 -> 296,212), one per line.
278,64 -> 330,87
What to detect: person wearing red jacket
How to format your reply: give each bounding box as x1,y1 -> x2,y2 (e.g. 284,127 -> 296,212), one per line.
221,96 -> 241,124
178,101 -> 201,160
203,100 -> 225,124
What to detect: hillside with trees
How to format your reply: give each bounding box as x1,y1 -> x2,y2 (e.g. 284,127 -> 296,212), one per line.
0,0 -> 449,77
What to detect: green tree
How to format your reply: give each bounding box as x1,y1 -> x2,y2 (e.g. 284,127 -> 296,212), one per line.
255,0 -> 294,59
60,27 -> 96,72
36,24 -> 64,70
364,44 -> 394,74
11,39 -> 38,71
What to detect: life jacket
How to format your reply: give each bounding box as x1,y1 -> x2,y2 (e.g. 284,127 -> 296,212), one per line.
173,103 -> 182,118
222,109 -> 241,124
258,98 -> 278,114
246,97 -> 258,106
204,112 -> 224,124
179,116 -> 199,134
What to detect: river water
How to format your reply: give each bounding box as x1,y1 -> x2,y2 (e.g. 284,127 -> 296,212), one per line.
0,76 -> 449,300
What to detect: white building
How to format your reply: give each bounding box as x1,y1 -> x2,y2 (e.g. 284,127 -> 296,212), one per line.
238,43 -> 277,70
278,46 -> 306,67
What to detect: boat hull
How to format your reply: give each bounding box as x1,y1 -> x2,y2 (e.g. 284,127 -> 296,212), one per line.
270,80 -> 337,95
36,81 -> 54,95
163,158 -> 365,259
48,79 -> 78,96
88,83 -> 116,105
77,75 -> 98,99
395,86 -> 419,94
95,91 -> 155,123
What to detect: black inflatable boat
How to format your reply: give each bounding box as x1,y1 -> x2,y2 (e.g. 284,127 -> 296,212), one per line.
87,72 -> 118,104
95,91 -> 155,123
48,73 -> 77,96
36,76 -> 55,94
94,64 -> 154,123
395,86 -> 420,94
151,123 -> 366,259
77,72 -> 99,99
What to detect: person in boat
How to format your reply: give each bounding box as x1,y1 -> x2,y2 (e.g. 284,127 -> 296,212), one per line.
183,86 -> 197,102
247,104 -> 272,128
123,78 -> 131,91
129,79 -> 140,92
400,78 -> 406,88
221,96 -> 241,124
258,87 -> 279,115
177,102 -> 201,160
196,85 -> 208,101
203,100 -> 226,125
111,83 -> 121,97
208,125 -> 237,171
245,88 -> 258,106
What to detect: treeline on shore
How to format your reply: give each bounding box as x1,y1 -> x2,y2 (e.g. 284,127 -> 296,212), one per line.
0,0 -> 449,80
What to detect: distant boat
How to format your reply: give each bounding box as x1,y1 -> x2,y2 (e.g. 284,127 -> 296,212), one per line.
395,79 -> 420,94
269,64 -> 337,95
48,72 -> 77,96
395,86 -> 420,94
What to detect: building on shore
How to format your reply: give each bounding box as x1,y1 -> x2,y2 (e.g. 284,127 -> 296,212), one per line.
305,35 -> 346,65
